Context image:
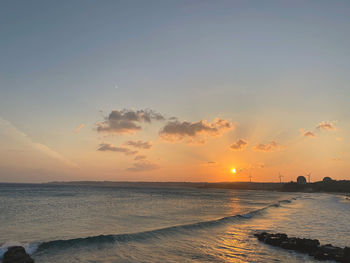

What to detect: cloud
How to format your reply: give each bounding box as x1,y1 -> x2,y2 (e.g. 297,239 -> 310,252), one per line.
237,163 -> 265,173
124,140 -> 152,149
230,138 -> 248,150
336,137 -> 343,141
127,161 -> 159,172
200,161 -> 219,167
332,157 -> 343,162
74,124 -> 85,134
96,109 -> 164,135
159,118 -> 233,143
317,121 -> 337,131
0,117 -> 77,168
256,162 -> 265,168
253,141 -> 282,152
134,155 -> 147,161
97,143 -> 138,155
299,129 -> 317,138
201,161 -> 218,166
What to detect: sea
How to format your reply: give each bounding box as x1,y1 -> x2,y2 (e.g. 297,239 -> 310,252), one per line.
0,183 -> 349,263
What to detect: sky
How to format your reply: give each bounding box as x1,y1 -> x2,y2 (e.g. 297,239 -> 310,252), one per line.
1,0 -> 349,183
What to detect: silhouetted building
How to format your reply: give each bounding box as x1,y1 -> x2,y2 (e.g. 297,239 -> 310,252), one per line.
297,176 -> 307,184
323,177 -> 332,182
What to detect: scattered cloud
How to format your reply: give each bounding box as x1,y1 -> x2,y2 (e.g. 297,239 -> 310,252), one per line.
134,155 -> 147,161
332,157 -> 343,162
255,162 -> 265,168
74,124 -> 85,134
124,140 -> 152,149
159,118 -> 233,143
201,161 -> 218,166
96,109 -> 164,135
127,161 -> 159,172
299,129 -> 317,138
97,143 -> 138,155
317,121 -> 337,131
238,163 -> 265,172
230,138 -> 248,150
253,141 -> 282,152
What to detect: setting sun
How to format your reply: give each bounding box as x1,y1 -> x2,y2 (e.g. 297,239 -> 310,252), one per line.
1,2 -> 350,263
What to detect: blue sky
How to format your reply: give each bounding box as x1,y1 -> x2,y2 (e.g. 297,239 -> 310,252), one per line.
1,0 -> 349,182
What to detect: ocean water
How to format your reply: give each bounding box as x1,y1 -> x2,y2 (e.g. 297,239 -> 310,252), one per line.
0,183 -> 349,263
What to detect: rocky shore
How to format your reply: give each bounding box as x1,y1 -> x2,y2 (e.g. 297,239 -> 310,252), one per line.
2,246 -> 34,263
254,232 -> 350,262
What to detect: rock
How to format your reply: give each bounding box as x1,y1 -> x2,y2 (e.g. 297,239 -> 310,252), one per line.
275,233 -> 288,241
3,246 -> 34,263
313,246 -> 343,262
318,244 -> 344,261
313,250 -> 333,261
264,236 -> 281,246
264,233 -> 287,246
254,232 -> 268,241
343,247 -> 350,263
296,238 -> 320,253
254,232 -> 348,262
280,239 -> 297,250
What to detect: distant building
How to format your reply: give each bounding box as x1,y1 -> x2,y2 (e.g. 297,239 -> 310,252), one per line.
297,176 -> 307,184
323,177 -> 332,182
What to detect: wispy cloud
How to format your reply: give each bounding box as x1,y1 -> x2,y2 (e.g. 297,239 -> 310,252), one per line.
255,162 -> 265,168
201,161 -> 218,166
317,121 -> 337,131
74,124 -> 85,134
230,138 -> 248,150
0,117 -> 77,168
159,118 -> 233,143
124,140 -> 152,149
253,141 -> 282,152
127,161 -> 159,172
96,109 -> 164,135
332,157 -> 343,162
97,143 -> 138,155
134,155 -> 147,161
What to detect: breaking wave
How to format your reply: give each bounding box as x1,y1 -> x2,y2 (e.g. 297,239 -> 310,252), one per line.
37,198 -> 294,252
0,198 -> 295,258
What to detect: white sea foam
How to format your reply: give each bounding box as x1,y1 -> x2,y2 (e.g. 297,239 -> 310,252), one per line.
0,241 -> 39,259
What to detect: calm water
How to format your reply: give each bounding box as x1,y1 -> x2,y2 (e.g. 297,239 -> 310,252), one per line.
0,183 -> 349,262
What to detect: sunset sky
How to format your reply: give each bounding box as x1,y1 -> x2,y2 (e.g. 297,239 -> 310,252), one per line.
1,0 -> 349,182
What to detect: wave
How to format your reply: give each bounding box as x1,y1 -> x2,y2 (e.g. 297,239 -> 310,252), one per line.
1,198 -> 295,257
0,242 -> 39,260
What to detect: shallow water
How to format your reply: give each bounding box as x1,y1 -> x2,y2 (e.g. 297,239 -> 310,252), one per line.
0,183 -> 349,262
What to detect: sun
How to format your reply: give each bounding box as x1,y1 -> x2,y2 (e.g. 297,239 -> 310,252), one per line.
231,168 -> 237,174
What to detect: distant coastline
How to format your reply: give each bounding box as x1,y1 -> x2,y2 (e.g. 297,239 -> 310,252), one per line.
37,180 -> 349,194
202,180 -> 350,194
1,180 -> 349,194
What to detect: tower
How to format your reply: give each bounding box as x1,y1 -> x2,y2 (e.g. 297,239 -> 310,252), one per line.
278,173 -> 283,183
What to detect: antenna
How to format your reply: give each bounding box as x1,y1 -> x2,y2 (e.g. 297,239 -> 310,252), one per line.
278,173 -> 284,183
246,165 -> 253,182
249,165 -> 254,182
248,172 -> 253,183
306,173 -> 311,183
